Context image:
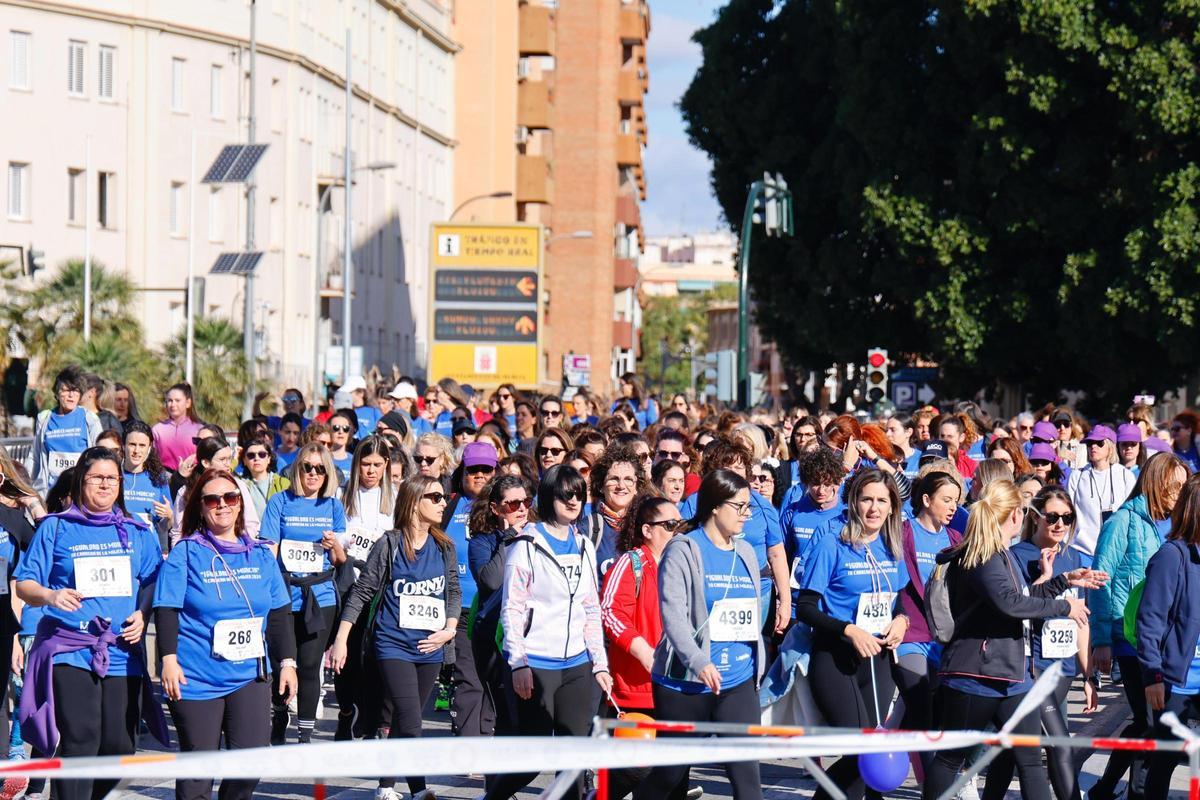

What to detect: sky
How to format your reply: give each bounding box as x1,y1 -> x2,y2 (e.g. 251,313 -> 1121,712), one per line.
641,0 -> 729,238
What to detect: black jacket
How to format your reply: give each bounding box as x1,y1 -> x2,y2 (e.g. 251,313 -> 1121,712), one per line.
939,549 -> 1072,683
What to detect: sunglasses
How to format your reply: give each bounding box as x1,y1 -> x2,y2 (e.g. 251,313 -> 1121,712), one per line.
301,462 -> 327,475
1055,420 -> 1073,428
1018,425 -> 1033,432
415,455 -> 439,466
191,436 -> 206,445
498,497 -> 534,513
541,408 -> 562,417
201,491 -> 242,510
244,450 -> 269,460
574,465 -> 592,476
1030,459 -> 1052,467
656,449 -> 683,461
650,518 -> 687,533
556,490 -> 586,503
498,392 -> 512,400
538,446 -> 566,457
1037,511 -> 1075,526
282,395 -> 301,404
466,465 -> 496,475
1083,440 -> 1108,448
331,424 -> 353,434
637,452 -> 653,463
750,473 -> 774,483
424,491 -> 448,504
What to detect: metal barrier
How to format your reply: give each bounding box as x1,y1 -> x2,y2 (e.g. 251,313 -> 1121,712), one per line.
0,437 -> 33,465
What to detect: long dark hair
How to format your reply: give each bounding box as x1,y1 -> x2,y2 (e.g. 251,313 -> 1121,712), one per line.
122,419 -> 168,487
618,494 -> 676,552
392,476 -> 453,561
342,434 -> 394,518
688,469 -> 750,530
114,382 -> 141,423
536,464 -> 587,524
468,474 -> 534,534
165,382 -> 201,422
70,447 -> 130,516
179,468 -> 247,539
187,437 -> 232,492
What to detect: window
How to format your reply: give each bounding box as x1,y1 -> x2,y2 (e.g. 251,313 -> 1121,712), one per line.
169,182 -> 184,235
67,40 -> 85,95
67,168 -> 84,223
97,171 -> 114,228
209,64 -> 222,118
171,57 -> 185,111
98,46 -> 114,99
9,31 -> 30,90
7,162 -> 29,219
208,187 -> 223,241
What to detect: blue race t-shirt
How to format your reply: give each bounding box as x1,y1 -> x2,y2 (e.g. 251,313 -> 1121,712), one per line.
434,411 -> 454,439
589,512 -> 621,580
444,497 -> 477,609
902,451 -> 922,481
527,524 -> 589,670
678,491 -> 780,597
1155,517 -> 1172,544
910,518 -> 952,586
375,538 -> 448,664
332,453 -> 353,482
153,537 -> 290,700
122,470 -> 172,528
1174,638 -> 1200,696
276,449 -> 299,472
780,493 -> 845,578
1010,540 -> 1081,677
43,407 -> 92,485
15,514 -> 162,675
1175,445 -> 1200,473
260,492 -> 345,611
354,406 -> 382,439
800,532 -> 904,623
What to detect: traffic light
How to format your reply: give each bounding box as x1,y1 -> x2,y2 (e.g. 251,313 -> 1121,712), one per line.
25,247 -> 44,277
866,348 -> 889,403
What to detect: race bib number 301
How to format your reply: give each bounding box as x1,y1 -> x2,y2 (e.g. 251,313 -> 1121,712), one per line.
710,597 -> 758,641
855,592 -> 896,637
213,618 -> 265,661
280,540 -> 324,573
74,555 -> 132,597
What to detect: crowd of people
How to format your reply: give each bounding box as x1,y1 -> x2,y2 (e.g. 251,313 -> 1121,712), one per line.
2,364 -> 1200,800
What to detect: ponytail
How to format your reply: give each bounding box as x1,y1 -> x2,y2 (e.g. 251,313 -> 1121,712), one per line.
956,478 -> 1021,569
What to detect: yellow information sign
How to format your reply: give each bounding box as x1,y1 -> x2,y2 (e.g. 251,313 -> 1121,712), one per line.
427,223 -> 543,388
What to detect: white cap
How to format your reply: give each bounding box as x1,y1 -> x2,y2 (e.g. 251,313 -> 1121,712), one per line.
332,389 -> 353,410
340,375 -> 367,394
389,381 -> 418,400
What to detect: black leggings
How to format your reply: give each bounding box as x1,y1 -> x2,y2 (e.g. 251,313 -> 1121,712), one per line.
378,659 -> 441,794
453,621 -> 495,736
1145,687 -> 1200,799
924,685 -> 1050,800
169,680 -> 270,800
980,675 -> 1077,800
483,661 -> 597,800
272,605 -> 336,723
472,617 -> 518,737
807,636 -> 895,800
51,665 -> 141,800
1092,654 -> 1150,797
332,616 -> 366,733
634,680 -> 763,800
892,651 -> 939,773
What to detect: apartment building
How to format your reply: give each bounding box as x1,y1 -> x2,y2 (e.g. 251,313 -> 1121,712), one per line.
452,0 -> 649,395
0,0 -> 457,394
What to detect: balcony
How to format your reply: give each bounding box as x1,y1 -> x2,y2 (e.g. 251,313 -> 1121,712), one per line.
619,4 -> 648,44
516,155 -> 553,204
613,319 -> 634,350
517,80 -> 551,130
519,4 -> 555,56
618,67 -> 644,107
616,193 -> 640,228
617,133 -> 640,167
614,258 -> 637,290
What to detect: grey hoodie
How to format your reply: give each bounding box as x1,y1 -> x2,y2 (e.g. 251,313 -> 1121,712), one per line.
652,530 -> 767,687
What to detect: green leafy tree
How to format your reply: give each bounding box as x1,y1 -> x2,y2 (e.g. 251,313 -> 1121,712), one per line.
638,285 -> 737,396
681,0 -> 1200,412
162,317 -> 248,429
44,329 -> 166,417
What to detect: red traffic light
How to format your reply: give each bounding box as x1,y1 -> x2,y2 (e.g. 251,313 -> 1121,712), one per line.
868,352 -> 887,369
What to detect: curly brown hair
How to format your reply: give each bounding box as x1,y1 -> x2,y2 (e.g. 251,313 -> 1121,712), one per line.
698,435 -> 752,477
588,444 -> 648,503
617,493 -> 677,552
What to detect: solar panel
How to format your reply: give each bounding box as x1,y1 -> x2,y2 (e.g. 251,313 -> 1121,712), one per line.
233,251 -> 264,275
209,252 -> 241,274
201,146 -> 242,184
226,144 -> 269,182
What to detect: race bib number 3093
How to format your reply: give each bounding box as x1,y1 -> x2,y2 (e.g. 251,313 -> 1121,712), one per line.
280,540 -> 324,573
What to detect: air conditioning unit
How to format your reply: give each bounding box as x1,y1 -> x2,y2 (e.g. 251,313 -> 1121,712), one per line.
515,126 -> 530,144
517,58 -> 530,81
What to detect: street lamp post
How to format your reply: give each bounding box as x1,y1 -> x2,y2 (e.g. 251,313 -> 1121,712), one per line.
449,191 -> 513,221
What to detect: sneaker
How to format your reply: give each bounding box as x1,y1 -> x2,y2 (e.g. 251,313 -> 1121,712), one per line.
956,775 -> 980,800
374,789 -> 402,800
412,791 -> 438,800
0,776 -> 28,800
287,694 -> 298,715
297,729 -> 312,744
271,709 -> 290,746
335,707 -> 358,741
687,787 -> 704,800
6,746 -> 23,762
434,681 -> 451,712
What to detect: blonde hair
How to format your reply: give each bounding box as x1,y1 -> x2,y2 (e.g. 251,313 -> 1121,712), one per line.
732,423 -> 769,462
840,469 -> 903,559
415,432 -> 458,473
956,479 -> 1022,569
288,443 -> 339,499
973,458 -> 1014,490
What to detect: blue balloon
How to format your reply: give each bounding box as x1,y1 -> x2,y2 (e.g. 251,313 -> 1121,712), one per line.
858,749 -> 909,792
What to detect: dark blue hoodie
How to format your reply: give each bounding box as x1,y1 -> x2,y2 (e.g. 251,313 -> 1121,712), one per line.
1136,539 -> 1200,688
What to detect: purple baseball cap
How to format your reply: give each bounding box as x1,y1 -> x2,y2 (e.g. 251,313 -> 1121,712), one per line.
1031,421 -> 1058,442
461,441 -> 498,468
1145,437 -> 1171,454
1028,443 -> 1058,463
1084,424 -> 1116,444
1116,424 -> 1142,444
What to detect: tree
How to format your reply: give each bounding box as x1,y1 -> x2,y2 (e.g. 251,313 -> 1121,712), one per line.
681,0 -> 1200,412
162,317 -> 248,429
44,329 -> 166,418
638,285 -> 737,396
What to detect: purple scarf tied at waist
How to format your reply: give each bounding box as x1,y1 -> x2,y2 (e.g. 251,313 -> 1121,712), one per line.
18,615 -> 171,755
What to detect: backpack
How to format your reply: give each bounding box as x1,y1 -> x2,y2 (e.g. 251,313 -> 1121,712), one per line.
1123,539 -> 1187,645
628,548 -> 645,597
923,561 -> 958,644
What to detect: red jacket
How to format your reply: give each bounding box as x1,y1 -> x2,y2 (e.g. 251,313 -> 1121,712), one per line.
601,545 -> 662,710
955,449 -> 978,479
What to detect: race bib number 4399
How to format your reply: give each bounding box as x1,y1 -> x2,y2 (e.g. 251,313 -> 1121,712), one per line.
74,555 -> 132,597
280,540 -> 324,573
710,597 -> 758,641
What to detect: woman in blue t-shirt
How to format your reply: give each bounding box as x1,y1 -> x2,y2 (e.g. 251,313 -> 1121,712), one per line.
798,468 -> 908,800
15,447 -> 163,800
990,487 -> 1093,800
328,409 -> 359,480
260,443 -> 347,744
154,467 -> 297,800
638,469 -> 765,800
332,476 -> 461,800
121,420 -> 173,553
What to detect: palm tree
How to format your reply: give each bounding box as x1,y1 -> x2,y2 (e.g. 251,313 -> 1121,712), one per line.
45,330 -> 167,419
162,317 -> 249,429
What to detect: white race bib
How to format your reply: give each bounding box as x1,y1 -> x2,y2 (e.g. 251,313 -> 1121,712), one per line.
1041,618 -> 1078,659
710,597 -> 758,641
51,452 -> 82,473
280,539 -> 324,573
398,596 -> 446,631
212,618 -> 265,661
556,553 -> 582,594
345,526 -> 384,563
855,591 -> 896,636
74,555 -> 132,597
